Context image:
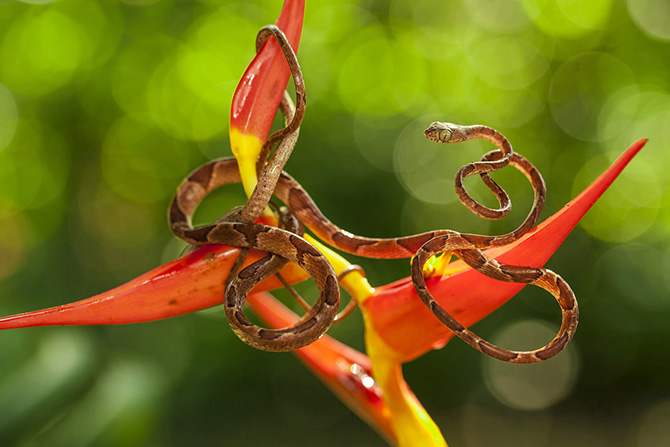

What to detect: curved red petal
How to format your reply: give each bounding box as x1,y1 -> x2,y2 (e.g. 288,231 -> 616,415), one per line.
230,0 -> 304,139
0,245 -> 307,329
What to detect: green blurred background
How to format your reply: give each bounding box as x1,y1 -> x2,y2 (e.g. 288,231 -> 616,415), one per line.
1,0 -> 669,445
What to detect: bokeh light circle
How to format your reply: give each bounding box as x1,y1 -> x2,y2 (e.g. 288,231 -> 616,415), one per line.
466,36 -> 548,91
635,400 -> 670,446
522,0 -> 612,38
393,116 -> 466,205
0,10 -> 83,96
628,0 -> 670,41
0,1 -> 118,97
575,153 -> 660,242
112,35 -> 180,124
549,52 -> 636,141
145,9 -> 259,141
597,85 -> 642,142
483,320 -> 579,410
304,4 -> 372,107
463,0 -> 532,34
337,26 -> 398,116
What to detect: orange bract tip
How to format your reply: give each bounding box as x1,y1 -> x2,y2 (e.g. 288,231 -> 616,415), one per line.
229,0 -> 304,144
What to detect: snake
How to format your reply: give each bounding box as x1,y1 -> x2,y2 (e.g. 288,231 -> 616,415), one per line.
170,143 -> 578,361
169,26 -> 578,361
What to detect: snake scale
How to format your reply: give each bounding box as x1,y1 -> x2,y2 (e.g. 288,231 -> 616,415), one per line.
169,26 -> 578,362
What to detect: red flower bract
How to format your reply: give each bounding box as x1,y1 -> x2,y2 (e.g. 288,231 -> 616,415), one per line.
230,0 -> 303,142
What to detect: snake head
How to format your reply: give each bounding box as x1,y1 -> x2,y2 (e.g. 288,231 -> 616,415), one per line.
424,122 -> 468,143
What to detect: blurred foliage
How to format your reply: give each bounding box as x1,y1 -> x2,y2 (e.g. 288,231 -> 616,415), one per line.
0,0 -> 669,446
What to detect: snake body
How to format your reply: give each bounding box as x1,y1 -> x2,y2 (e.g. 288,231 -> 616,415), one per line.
170,130 -> 578,361
169,25 -> 578,361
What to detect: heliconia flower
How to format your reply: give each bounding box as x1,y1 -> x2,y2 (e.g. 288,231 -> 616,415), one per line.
244,138 -> 646,447
0,138 -> 646,446
229,0 -> 304,198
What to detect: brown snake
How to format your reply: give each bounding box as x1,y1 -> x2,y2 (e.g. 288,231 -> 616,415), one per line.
169,26 -> 578,361
170,148 -> 579,361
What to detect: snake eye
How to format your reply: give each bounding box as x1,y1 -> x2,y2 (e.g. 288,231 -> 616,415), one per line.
438,128 -> 452,142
